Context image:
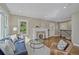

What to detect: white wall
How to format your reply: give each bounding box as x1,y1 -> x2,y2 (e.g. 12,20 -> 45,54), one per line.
59,20 -> 71,30
72,11 -> 79,46
49,23 -> 56,36
9,15 -> 59,39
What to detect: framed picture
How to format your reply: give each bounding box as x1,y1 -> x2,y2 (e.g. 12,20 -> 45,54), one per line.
19,19 -> 28,35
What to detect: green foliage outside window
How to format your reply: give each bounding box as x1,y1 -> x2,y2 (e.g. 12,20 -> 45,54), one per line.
20,22 -> 27,33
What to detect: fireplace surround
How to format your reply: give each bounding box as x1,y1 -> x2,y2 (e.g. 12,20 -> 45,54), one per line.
32,28 -> 48,40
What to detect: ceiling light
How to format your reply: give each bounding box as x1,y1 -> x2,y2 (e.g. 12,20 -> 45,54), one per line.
44,16 -> 48,17
64,7 -> 66,8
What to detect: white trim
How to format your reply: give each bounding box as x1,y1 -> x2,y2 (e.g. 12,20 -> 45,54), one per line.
72,40 -> 79,47
72,39 -> 79,47
73,43 -> 79,47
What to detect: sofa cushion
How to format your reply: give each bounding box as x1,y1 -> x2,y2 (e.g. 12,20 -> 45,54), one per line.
5,40 -> 15,55
10,34 -> 18,43
0,40 -> 5,54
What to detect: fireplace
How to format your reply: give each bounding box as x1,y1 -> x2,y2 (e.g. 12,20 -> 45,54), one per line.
36,31 -> 46,39
32,28 -> 48,40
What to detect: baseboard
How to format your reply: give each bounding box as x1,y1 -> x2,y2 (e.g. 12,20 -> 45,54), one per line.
72,40 -> 79,47
73,43 -> 79,47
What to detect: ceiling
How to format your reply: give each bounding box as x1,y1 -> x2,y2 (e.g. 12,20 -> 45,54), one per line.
6,3 -> 79,21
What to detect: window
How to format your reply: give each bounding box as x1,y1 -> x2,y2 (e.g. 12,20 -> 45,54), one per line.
0,12 -> 9,39
19,19 -> 28,35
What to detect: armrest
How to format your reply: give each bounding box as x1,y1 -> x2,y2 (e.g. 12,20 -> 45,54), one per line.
50,48 -> 68,55
65,40 -> 73,52
54,49 -> 68,55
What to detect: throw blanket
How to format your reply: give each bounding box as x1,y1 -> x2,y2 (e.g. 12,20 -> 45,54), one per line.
15,39 -> 28,55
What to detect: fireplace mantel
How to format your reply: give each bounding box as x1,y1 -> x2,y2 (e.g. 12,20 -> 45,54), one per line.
32,28 -> 48,40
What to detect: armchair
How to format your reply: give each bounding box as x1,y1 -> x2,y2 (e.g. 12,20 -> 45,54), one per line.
50,39 -> 73,55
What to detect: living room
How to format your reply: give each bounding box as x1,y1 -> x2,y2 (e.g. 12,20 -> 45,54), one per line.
0,3 -> 79,55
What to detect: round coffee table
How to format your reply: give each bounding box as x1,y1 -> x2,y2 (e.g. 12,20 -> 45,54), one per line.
30,40 -> 44,49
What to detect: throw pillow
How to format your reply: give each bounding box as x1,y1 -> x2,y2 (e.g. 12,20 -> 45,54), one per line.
57,39 -> 68,50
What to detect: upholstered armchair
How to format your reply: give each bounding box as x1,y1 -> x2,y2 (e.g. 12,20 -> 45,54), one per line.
50,39 -> 73,55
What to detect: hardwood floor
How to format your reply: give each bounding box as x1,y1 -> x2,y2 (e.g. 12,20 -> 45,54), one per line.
43,36 -> 60,48
70,46 -> 79,55
43,36 -> 79,55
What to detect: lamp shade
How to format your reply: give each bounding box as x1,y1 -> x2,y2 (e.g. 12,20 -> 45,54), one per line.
13,27 -> 17,32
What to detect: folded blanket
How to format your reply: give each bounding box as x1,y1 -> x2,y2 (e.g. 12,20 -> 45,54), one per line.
15,39 -> 28,55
